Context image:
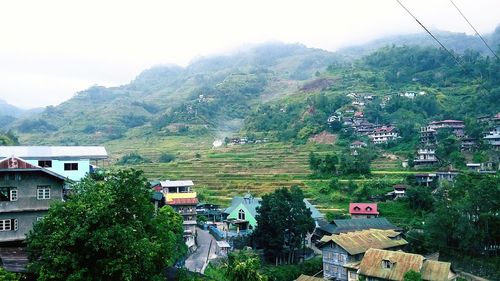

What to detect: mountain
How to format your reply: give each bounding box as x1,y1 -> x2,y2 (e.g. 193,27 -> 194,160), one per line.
13,42 -> 340,144
0,98 -> 24,117
337,26 -> 500,58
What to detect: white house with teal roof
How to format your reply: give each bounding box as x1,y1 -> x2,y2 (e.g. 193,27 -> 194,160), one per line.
224,193 -> 324,234
0,146 -> 108,181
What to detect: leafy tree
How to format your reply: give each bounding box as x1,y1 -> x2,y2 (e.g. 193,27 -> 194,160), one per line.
403,270 -> 423,281
0,268 -> 20,281
223,250 -> 267,281
405,186 -> 434,211
255,186 -> 315,264
117,152 -> 151,165
159,152 -> 176,163
27,169 -> 186,281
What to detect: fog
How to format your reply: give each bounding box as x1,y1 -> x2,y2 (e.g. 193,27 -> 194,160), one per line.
0,0 -> 498,108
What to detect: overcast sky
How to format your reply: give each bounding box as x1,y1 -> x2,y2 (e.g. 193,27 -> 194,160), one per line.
0,0 -> 498,109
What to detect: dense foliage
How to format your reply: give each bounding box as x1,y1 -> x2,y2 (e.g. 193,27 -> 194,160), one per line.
255,186 -> 315,264
26,169 -> 186,281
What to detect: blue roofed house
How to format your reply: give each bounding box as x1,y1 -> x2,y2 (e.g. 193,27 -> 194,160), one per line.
0,146 -> 108,182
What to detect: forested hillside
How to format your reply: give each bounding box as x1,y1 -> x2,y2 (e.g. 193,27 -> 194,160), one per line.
12,43 -> 338,144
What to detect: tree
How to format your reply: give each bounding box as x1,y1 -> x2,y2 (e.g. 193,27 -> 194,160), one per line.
406,186 -> 434,211
0,268 -> 20,281
403,270 -> 423,281
27,169 -> 186,281
223,250 -> 267,281
255,186 -> 315,264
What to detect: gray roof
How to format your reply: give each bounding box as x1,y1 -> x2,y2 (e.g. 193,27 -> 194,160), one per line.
159,180 -> 194,187
0,146 -> 108,159
320,217 -> 399,234
304,199 -> 324,219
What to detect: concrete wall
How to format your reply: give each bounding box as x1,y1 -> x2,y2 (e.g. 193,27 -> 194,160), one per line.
25,159 -> 90,181
0,170 -> 64,242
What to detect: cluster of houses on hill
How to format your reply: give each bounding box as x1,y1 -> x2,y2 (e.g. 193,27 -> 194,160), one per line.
0,146 -> 108,272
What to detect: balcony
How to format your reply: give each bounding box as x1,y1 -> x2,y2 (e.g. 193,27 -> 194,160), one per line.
165,192 -> 197,201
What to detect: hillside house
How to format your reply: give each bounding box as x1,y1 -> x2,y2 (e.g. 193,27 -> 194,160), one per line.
0,146 -> 108,182
327,115 -> 342,123
428,120 -> 465,138
483,126 -> 500,150
460,138 -> 478,151
154,180 -> 198,251
350,141 -> 367,149
0,157 -> 65,243
313,217 -> 400,244
420,126 -> 437,144
354,249 -> 456,281
386,184 -> 407,200
224,193 -> 324,235
368,126 -> 398,144
414,148 -> 439,166
415,173 -> 437,187
319,229 -> 408,280
436,171 -> 460,183
349,203 -> 379,219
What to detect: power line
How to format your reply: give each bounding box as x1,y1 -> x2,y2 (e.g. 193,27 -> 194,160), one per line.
449,0 -> 500,61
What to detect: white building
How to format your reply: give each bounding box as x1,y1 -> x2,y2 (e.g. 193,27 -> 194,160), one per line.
368,126 -> 398,144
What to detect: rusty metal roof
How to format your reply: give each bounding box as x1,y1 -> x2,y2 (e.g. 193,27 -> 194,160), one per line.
358,249 -> 451,281
320,229 -> 407,255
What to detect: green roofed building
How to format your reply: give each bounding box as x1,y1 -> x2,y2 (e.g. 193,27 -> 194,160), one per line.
223,193 -> 324,234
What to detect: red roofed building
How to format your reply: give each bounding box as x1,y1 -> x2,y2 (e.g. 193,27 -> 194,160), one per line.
349,203 -> 379,219
368,126 -> 398,144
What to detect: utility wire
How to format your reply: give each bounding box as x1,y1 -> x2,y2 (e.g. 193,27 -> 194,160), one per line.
395,0 -> 468,73
449,0 -> 500,61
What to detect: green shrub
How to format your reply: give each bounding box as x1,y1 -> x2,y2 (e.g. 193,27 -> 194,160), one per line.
159,152 -> 176,163
117,153 -> 151,165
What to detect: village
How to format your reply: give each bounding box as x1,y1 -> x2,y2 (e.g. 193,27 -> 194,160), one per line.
0,96 -> 498,280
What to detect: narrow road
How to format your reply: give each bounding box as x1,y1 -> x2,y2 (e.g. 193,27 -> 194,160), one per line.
185,228 -> 217,273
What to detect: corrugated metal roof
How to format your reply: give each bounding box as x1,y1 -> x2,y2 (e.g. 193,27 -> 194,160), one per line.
421,260 -> 452,281
0,146 -> 108,159
359,249 -> 423,281
320,217 -> 400,234
320,229 -> 407,255
358,249 -> 451,281
160,180 -> 194,187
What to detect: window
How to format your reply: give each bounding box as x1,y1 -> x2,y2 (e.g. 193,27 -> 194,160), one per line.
339,254 -> 345,262
0,187 -> 17,202
37,186 -> 51,200
0,219 -> 17,231
382,260 -> 393,269
333,253 -> 338,260
238,209 -> 245,220
64,163 -> 78,171
38,160 -> 52,168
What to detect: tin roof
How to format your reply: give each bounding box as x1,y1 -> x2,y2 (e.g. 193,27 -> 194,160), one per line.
0,157 -> 66,181
320,229 -> 407,255
160,180 -> 194,188
358,249 -> 451,281
320,217 -> 399,234
0,146 -> 108,159
349,203 -> 379,215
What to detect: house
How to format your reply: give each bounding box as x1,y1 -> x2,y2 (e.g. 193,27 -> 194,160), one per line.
483,126 -> 500,150
350,141 -> 367,149
0,146 -> 108,181
460,138 -> 478,151
197,203 -> 223,222
386,184 -> 407,199
368,126 -> 398,144
313,217 -> 401,244
354,112 -> 364,118
0,157 -> 65,243
428,120 -> 465,138
328,115 -> 342,123
420,126 -> 437,144
319,229 -> 408,280
349,203 -> 379,219
354,248 -> 456,281
414,148 -> 439,166
415,174 -> 436,187
156,180 -> 198,251
436,171 -> 460,183
466,163 -> 481,172
215,240 -> 231,257
223,193 -> 324,234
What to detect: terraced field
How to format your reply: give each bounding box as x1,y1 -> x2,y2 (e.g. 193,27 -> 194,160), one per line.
105,136 -> 409,210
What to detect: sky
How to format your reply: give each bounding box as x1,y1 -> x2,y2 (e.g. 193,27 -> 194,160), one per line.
0,0 -> 498,109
